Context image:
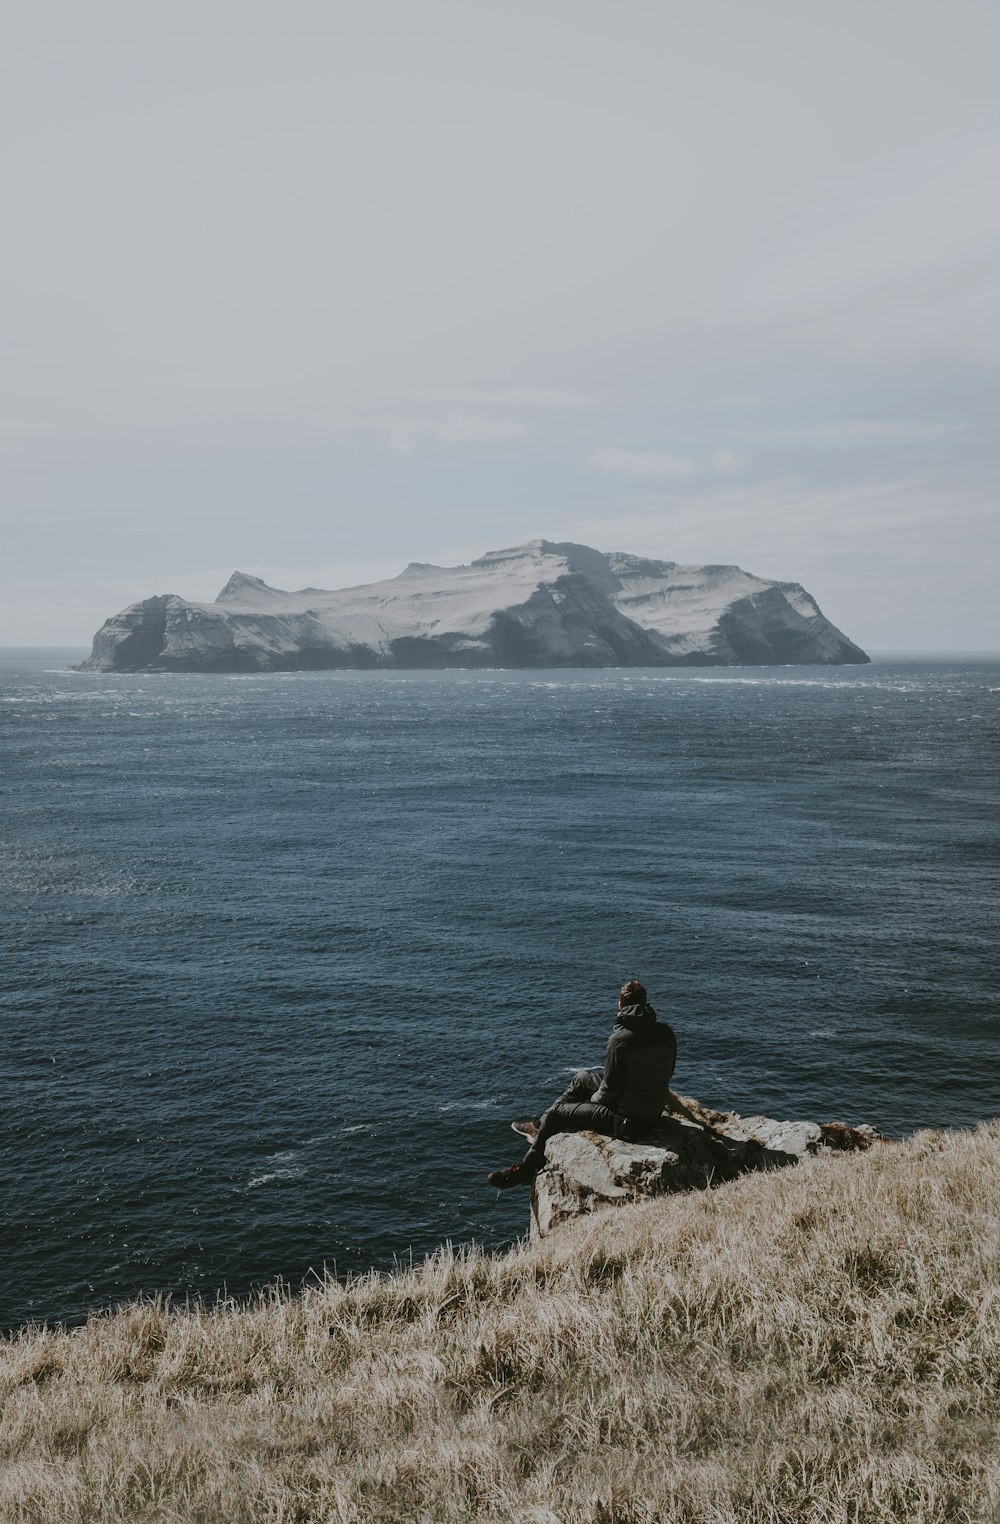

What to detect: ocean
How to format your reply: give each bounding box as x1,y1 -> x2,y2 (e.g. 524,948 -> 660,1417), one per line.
2,650 -> 997,1330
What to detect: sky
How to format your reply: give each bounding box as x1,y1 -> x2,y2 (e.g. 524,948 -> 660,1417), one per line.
2,0 -> 998,650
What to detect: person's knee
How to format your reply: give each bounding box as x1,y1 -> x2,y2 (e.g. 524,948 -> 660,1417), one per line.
537,1101 -> 573,1141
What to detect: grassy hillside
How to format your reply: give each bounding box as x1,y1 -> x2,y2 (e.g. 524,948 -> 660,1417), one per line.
2,1124 -> 998,1524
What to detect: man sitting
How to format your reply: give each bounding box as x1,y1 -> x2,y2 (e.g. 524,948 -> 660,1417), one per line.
487,979 -> 677,1189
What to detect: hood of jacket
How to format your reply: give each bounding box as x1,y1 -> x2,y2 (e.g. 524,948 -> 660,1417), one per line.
615,1002 -> 657,1032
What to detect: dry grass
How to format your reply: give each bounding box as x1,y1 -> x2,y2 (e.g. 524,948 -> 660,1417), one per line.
3,1124 -> 998,1524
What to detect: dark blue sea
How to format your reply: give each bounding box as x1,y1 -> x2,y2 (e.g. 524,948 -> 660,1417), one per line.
2,650 -> 998,1330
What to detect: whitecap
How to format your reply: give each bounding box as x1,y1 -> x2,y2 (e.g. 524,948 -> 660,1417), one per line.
245,1161 -> 305,1189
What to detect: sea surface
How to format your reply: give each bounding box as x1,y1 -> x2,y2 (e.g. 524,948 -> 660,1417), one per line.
2,651 -> 998,1330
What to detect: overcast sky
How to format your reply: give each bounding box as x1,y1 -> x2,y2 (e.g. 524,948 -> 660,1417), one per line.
2,0 -> 998,650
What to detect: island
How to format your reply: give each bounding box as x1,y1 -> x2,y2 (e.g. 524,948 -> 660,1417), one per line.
78,539 -> 869,672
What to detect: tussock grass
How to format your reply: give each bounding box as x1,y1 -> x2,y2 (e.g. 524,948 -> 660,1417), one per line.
2,1124 -> 998,1523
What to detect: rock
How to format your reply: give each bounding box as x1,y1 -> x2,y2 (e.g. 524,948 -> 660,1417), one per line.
78,540 -> 869,672
530,1093 -> 885,1238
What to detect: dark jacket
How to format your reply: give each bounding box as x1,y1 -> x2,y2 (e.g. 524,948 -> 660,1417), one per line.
591,1004 -> 677,1121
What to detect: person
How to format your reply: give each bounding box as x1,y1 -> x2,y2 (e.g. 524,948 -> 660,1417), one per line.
486,978 -> 677,1189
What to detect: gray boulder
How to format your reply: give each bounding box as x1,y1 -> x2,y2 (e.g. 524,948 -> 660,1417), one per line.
530,1093 -> 885,1238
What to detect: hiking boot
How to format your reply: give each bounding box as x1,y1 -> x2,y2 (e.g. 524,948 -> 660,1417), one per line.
511,1118 -> 539,1142
486,1160 -> 537,1190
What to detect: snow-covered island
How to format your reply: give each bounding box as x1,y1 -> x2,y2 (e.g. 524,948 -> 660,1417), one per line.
78,540 -> 869,672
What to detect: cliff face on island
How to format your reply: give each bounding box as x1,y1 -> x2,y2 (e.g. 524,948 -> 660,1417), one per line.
79,540 -> 869,672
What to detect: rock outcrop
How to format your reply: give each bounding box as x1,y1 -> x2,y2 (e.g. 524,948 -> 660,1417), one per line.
78,540 -> 869,672
531,1093 -> 886,1238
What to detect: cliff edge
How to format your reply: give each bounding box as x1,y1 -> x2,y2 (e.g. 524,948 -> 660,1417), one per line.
530,1091 -> 886,1237
4,1121 -> 996,1522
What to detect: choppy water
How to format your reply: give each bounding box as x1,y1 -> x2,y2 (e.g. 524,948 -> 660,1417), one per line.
2,650 -> 997,1329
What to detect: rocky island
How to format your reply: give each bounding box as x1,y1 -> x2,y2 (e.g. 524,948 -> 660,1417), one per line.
79,539 -> 869,672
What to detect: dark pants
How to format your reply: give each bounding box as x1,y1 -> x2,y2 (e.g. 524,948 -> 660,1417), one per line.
524,1069 -> 649,1167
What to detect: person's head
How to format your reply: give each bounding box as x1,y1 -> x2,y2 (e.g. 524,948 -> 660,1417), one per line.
619,978 -> 648,1010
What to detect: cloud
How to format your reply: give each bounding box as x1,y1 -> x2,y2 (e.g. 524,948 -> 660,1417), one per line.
553,476 -> 933,566
591,447 -> 745,478
434,388 -> 588,409
387,411 -> 527,454
432,411 -> 527,445
332,409 -> 527,455
765,419 -> 968,448
0,513 -> 75,527
590,447 -> 699,479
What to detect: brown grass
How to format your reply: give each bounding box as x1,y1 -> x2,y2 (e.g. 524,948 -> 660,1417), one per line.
2,1123 -> 998,1523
